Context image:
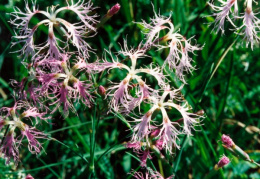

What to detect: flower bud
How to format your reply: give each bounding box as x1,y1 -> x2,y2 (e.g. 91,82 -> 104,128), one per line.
25,174 -> 34,179
221,134 -> 235,148
150,129 -> 160,138
98,85 -> 106,96
108,3 -> 121,17
214,156 -> 230,170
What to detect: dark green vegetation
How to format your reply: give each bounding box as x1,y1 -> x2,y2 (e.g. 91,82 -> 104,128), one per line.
0,0 -> 259,178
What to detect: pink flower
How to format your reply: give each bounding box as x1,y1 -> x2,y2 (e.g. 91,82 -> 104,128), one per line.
99,45 -> 165,112
208,0 -> 238,34
239,5 -> 260,49
34,54 -> 94,115
132,107 -> 157,142
221,134 -> 234,148
216,155 -> 230,169
107,77 -> 131,111
129,86 -> 202,152
50,85 -> 75,116
160,108 -> 180,152
140,150 -> 152,167
1,132 -> 19,165
11,0 -> 98,60
139,5 -> 171,47
73,80 -> 93,107
20,125 -> 47,154
163,35 -> 202,83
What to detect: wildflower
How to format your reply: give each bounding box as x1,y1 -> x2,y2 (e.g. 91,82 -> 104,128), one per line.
214,155 -> 230,170
0,101 -> 48,165
140,149 -> 152,167
10,0 -> 98,60
163,34 -> 202,83
130,86 -> 202,153
20,125 -> 47,154
98,43 -> 166,112
139,8 -> 202,83
34,54 -> 95,116
208,0 -> 238,34
1,131 -> 20,165
132,106 -> 157,142
139,5 -> 172,47
239,0 -> 260,49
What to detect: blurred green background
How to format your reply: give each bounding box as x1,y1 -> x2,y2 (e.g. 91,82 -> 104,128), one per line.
0,0 -> 259,178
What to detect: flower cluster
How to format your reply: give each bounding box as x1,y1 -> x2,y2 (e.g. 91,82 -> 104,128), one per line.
208,0 -> 260,49
97,8 -> 204,171
0,101 -> 47,165
6,0 -> 205,177
3,0 -> 100,166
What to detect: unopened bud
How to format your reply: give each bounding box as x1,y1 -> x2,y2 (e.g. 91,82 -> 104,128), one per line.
214,156 -> 230,170
98,86 -> 106,96
150,129 -> 160,138
108,3 -> 121,17
221,134 -> 235,148
196,109 -> 204,116
25,174 -> 34,179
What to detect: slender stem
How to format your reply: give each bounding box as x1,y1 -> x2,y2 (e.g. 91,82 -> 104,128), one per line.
88,100 -> 97,178
158,158 -> 164,177
51,137 -> 89,164
252,161 -> 260,167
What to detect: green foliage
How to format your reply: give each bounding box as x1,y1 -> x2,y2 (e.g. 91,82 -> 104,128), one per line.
0,0 -> 259,178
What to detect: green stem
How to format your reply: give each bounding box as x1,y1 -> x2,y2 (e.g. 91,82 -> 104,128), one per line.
88,100 -> 98,178
50,137 -> 89,164
158,158 -> 164,177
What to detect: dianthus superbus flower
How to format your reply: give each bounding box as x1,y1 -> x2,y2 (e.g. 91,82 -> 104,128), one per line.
34,54 -> 95,116
10,0 -> 98,60
0,101 -> 48,165
98,43 -> 166,112
239,0 -> 260,49
208,0 -> 238,34
130,86 -> 203,154
138,8 -> 203,83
